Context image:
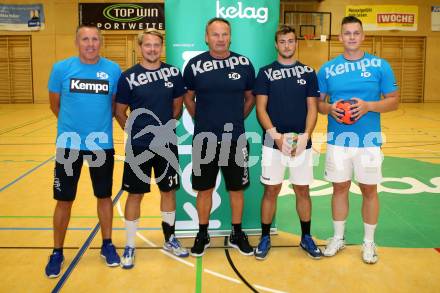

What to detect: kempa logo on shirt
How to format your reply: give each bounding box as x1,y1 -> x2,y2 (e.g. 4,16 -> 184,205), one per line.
325,58 -> 382,79
216,0 -> 268,23
70,79 -> 109,94
191,56 -> 249,76
228,72 -> 241,80
361,71 -> 371,78
96,71 -> 109,80
264,65 -> 313,81
126,67 -> 180,90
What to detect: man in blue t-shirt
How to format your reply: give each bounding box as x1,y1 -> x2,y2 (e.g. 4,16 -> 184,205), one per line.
115,29 -> 189,269
253,25 -> 322,260
183,18 -> 255,257
45,24 -> 121,278
317,16 -> 399,264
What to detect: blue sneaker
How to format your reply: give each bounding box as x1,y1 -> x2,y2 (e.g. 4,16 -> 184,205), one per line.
255,235 -> 271,260
121,246 -> 135,269
100,242 -> 120,267
164,235 -> 189,257
300,234 -> 323,259
45,251 -> 64,278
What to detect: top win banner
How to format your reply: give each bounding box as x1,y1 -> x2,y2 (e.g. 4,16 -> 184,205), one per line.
165,0 -> 279,235
79,3 -> 164,30
346,5 -> 418,31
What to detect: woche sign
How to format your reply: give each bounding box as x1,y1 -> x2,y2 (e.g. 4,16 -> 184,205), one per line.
346,5 -> 418,31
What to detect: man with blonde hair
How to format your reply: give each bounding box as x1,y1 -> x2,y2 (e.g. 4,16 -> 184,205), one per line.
115,29 -> 188,269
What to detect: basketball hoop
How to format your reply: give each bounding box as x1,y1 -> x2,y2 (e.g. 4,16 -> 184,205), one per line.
304,34 -> 315,47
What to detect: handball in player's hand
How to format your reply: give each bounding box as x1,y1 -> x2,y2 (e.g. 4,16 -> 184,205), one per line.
336,100 -> 357,124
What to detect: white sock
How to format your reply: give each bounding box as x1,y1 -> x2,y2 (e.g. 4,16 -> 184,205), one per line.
161,211 -> 175,226
363,223 -> 377,243
333,220 -> 346,240
125,218 -> 139,248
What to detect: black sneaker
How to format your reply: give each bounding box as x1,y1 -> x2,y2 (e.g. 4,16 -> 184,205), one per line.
190,233 -> 210,257
228,231 -> 254,256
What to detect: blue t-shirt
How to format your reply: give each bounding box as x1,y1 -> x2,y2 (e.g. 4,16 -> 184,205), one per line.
48,56 -> 121,150
183,51 -> 255,141
116,63 -> 186,147
317,53 -> 397,147
254,61 -> 320,149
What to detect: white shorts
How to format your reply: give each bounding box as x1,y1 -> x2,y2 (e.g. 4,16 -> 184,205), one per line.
325,144 -> 383,185
260,146 -> 313,186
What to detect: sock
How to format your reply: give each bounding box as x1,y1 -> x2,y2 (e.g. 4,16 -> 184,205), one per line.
333,220 -> 346,240
125,219 -> 139,248
199,224 -> 208,236
162,222 -> 175,242
363,223 -> 377,243
161,211 -> 176,242
261,223 -> 271,237
161,211 -> 175,226
53,248 -> 63,255
102,238 -> 112,246
300,220 -> 311,238
232,223 -> 242,235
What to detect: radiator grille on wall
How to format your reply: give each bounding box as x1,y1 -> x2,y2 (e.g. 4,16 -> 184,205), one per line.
0,36 -> 33,103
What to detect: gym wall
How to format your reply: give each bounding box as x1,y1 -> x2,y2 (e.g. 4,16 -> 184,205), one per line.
281,0 -> 440,102
0,0 -> 439,103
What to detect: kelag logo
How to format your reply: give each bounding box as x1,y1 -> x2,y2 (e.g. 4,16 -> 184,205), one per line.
216,0 -> 269,23
103,4 -> 158,22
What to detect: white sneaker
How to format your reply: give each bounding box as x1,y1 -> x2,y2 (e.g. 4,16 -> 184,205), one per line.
163,235 -> 189,257
121,246 -> 135,269
362,242 -> 378,264
323,237 -> 346,257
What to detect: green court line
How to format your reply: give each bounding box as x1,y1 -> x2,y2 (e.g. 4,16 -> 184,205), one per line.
0,215 -> 161,219
195,257 -> 203,293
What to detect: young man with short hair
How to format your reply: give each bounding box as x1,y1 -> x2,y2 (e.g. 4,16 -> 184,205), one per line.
317,16 -> 399,264
254,25 -> 322,260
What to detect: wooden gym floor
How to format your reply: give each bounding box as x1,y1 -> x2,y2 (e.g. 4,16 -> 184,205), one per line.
0,103 -> 439,292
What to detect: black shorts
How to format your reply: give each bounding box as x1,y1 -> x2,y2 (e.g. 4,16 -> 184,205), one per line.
191,140 -> 250,191
122,144 -> 180,194
53,148 -> 114,201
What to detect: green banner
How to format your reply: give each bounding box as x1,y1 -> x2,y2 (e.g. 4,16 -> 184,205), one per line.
165,0 -> 279,235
